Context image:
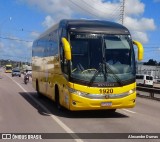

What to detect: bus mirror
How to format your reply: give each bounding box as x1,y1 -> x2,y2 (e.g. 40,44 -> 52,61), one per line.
133,40 -> 144,61
61,38 -> 71,60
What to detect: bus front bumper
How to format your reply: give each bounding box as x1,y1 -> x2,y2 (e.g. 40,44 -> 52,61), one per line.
69,92 -> 136,111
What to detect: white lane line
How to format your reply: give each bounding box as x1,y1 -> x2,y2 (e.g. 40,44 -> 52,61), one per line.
6,74 -> 83,142
122,109 -> 136,114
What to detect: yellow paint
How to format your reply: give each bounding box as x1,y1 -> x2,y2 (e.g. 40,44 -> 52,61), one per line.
133,40 -> 144,61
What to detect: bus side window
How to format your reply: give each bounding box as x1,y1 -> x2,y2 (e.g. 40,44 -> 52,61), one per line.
60,28 -> 68,74
60,43 -> 65,72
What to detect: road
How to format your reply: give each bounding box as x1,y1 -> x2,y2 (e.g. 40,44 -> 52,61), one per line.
0,71 -> 160,142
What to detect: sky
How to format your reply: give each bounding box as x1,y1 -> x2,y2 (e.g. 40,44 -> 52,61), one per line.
0,0 -> 160,62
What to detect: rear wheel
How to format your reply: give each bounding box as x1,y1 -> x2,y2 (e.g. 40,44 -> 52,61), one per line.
36,80 -> 42,98
55,85 -> 61,110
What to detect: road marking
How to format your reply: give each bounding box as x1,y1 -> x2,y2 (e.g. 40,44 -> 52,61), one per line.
6,74 -> 83,142
122,109 -> 136,114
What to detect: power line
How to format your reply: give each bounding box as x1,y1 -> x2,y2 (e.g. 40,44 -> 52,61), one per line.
67,0 -> 102,18
0,36 -> 33,42
91,0 -> 122,21
91,0 -> 120,11
67,0 -> 122,22
9,28 -> 41,34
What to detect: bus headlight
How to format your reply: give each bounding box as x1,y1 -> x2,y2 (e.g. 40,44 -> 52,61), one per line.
68,88 -> 88,96
128,89 -> 134,94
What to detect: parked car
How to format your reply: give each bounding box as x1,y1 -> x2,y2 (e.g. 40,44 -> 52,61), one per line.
12,68 -> 21,77
136,74 -> 154,87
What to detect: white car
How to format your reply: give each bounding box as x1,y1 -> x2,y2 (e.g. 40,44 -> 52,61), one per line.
136,74 -> 154,87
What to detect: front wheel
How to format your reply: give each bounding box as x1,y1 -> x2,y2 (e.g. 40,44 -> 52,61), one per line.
24,79 -> 28,84
55,86 -> 61,110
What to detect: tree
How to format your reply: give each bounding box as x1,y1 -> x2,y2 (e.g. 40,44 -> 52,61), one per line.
143,59 -> 158,66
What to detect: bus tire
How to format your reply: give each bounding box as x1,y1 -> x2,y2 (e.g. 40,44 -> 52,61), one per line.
55,85 -> 61,110
36,80 -> 42,98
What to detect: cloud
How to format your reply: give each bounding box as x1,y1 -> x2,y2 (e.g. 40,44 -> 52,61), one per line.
0,35 -> 32,61
124,16 -> 156,43
19,0 -> 156,44
30,31 -> 40,39
0,42 -> 4,49
20,0 -> 72,28
124,17 -> 156,31
154,0 -> 160,2
125,0 -> 145,16
131,31 -> 148,44
42,15 -> 55,28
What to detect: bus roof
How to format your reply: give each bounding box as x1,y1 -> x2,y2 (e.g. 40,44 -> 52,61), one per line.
37,19 -> 130,40
6,64 -> 12,67
60,19 -> 130,34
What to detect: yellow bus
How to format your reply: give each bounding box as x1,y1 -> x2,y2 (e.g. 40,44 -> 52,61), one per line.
32,19 -> 143,111
5,64 -> 12,73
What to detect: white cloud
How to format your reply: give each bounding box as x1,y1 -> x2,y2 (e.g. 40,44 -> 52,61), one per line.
22,0 -> 121,21
154,0 -> 160,2
24,41 -> 32,49
30,31 -> 40,39
20,0 -> 156,44
0,34 -> 32,61
21,0 -> 72,29
25,0 -> 72,15
131,31 -> 148,44
42,15 -> 55,28
124,17 -> 156,31
124,16 -> 156,43
125,0 -> 145,16
0,42 -> 4,49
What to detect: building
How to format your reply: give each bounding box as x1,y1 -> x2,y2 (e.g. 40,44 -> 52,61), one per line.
136,62 -> 160,79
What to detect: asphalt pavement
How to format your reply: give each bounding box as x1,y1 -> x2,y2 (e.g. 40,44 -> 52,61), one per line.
0,71 -> 160,142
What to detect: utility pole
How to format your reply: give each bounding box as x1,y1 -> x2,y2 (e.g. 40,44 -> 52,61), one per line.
119,0 -> 125,25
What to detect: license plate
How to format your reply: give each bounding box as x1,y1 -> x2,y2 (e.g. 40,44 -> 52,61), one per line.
101,102 -> 112,107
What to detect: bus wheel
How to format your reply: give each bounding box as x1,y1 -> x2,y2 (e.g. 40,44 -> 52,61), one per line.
55,85 -> 61,110
36,80 -> 42,98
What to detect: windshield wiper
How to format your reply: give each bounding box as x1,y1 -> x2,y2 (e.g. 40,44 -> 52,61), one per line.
105,63 -> 123,86
88,62 -> 123,86
88,63 -> 103,86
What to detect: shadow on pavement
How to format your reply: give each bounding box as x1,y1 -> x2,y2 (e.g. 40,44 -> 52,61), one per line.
19,92 -> 129,119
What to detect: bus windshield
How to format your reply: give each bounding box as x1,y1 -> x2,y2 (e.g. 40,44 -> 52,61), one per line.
6,66 -> 12,70
70,33 -> 135,86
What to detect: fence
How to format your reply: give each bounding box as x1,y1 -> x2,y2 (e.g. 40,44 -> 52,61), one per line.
136,85 -> 160,101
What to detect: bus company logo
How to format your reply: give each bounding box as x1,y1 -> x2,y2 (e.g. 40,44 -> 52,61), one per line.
2,134 -> 12,139
105,95 -> 109,99
98,83 -> 115,87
